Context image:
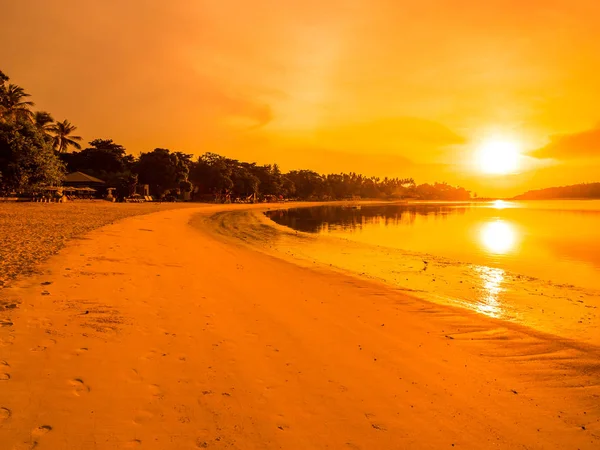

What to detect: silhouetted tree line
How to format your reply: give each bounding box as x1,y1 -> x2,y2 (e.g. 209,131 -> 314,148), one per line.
513,183 -> 600,200
60,147 -> 472,201
58,146 -> 473,201
1,69 -> 472,201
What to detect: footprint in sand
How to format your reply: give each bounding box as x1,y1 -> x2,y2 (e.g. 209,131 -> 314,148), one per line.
148,384 -> 164,399
69,378 -> 90,396
364,413 -> 387,432
125,368 -> 142,383
31,425 -> 52,438
63,347 -> 88,361
30,338 -> 57,352
133,409 -> 154,425
13,425 -> 53,448
0,407 -> 11,423
0,335 -> 15,347
140,349 -> 161,361
0,302 -> 18,311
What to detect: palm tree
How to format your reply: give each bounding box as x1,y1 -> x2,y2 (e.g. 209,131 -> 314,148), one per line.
0,84 -> 35,122
33,111 -> 54,134
0,71 -> 8,117
49,119 -> 82,153
33,111 -> 55,143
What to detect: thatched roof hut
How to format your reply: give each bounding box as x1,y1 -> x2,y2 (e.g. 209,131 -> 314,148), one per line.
63,171 -> 105,187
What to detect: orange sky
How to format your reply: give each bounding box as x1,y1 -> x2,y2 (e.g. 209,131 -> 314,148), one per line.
2,0 -> 600,196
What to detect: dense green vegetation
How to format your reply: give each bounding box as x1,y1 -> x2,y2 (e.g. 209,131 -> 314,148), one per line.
0,70 -> 66,193
513,183 -> 600,200
1,69 -> 472,201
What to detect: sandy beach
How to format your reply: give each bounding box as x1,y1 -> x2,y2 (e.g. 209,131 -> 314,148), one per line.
0,202 -> 195,289
0,204 -> 599,449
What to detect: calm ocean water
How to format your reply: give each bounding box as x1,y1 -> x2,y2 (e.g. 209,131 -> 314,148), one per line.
264,201 -> 600,342
266,201 -> 600,290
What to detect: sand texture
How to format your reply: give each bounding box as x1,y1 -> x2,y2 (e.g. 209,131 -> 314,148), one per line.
0,202 -> 192,289
0,204 -> 599,449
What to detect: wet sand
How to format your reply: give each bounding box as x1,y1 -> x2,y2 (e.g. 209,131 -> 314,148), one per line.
0,204 -> 599,449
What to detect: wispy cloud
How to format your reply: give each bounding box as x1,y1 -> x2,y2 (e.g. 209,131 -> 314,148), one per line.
534,126 -> 600,159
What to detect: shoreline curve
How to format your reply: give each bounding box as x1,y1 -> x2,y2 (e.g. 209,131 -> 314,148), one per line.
0,204 -> 598,449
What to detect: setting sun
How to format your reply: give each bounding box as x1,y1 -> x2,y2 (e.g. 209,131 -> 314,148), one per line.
477,140 -> 521,175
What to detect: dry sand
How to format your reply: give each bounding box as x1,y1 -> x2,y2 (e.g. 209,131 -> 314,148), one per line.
0,204 -> 598,449
0,202 -> 193,289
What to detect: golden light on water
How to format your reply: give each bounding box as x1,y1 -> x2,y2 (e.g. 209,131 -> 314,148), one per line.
474,220 -> 517,317
479,220 -> 517,255
474,219 -> 520,317
474,266 -> 505,318
477,139 -> 521,175
491,199 -> 515,209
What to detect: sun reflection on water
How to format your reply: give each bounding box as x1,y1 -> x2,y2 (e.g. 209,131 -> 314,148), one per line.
474,219 -> 518,317
479,220 -> 517,255
491,199 -> 512,209
473,265 -> 505,318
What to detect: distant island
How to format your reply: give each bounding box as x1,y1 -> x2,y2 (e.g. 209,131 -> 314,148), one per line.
513,183 -> 600,200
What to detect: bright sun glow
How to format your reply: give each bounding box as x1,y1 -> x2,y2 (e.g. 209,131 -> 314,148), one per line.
477,139 -> 521,174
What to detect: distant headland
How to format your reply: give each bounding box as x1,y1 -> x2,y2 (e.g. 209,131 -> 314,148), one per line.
513,183 -> 600,200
